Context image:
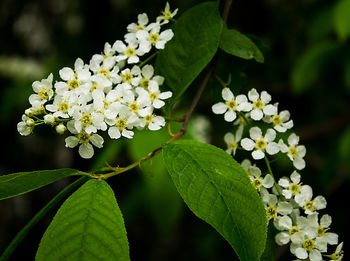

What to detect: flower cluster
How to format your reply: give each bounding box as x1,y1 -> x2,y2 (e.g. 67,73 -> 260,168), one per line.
17,3 -> 178,159
213,87 -> 344,260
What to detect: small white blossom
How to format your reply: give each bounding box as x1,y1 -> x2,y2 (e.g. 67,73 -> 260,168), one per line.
17,115 -> 34,136
212,88 -> 252,122
241,127 -> 280,160
278,171 -> 303,199
279,133 -> 306,170
247,88 -> 277,121
136,23 -> 174,52
156,2 -> 178,25
29,73 -> 54,106
65,121 -> 104,159
295,185 -> 327,215
264,108 -> 293,132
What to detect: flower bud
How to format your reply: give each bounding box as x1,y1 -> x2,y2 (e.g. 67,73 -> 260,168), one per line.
44,114 -> 55,125
56,123 -> 66,135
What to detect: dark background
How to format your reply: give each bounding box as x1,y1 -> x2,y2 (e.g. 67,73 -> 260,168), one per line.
0,0 -> 349,260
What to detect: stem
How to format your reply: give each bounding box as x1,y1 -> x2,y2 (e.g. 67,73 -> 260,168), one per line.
222,0 -> 233,23
0,176 -> 89,261
138,51 -> 158,68
264,156 -> 283,197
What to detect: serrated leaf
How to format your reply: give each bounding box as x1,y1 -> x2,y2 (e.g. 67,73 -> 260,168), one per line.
220,26 -> 264,63
156,1 -> 223,111
0,168 -> 86,200
36,179 -> 129,261
128,129 -> 183,235
333,0 -> 350,40
162,140 -> 267,261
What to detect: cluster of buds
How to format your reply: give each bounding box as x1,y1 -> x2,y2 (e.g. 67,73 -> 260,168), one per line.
17,3 -> 178,159
213,88 -> 344,261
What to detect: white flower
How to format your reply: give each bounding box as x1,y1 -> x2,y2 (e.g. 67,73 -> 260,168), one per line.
241,127 -> 280,160
224,124 -> 244,156
279,133 -> 306,170
106,106 -> 140,139
156,2 -> 178,25
137,81 -> 172,109
136,23 -> 174,52
264,108 -> 293,132
55,59 -> 91,95
261,191 -> 293,220
120,66 -> 142,86
316,214 -> 339,246
290,231 -> 327,261
89,54 -> 121,84
46,91 -> 78,118
17,115 -> 34,136
71,104 -> 106,134
125,13 -> 149,43
278,171 -> 303,199
247,88 -> 277,121
113,40 -> 145,64
43,114 -> 55,125
212,88 -> 252,122
295,185 -> 327,215
247,166 -> 274,192
29,73 -> 54,106
65,121 -> 104,159
139,64 -> 164,90
141,111 -> 165,131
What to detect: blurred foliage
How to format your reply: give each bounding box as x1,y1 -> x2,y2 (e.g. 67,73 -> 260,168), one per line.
0,0 -> 349,260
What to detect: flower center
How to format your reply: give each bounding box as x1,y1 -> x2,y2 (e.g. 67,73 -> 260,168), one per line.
266,206 -> 277,220
162,10 -> 172,20
302,239 -> 315,251
116,118 -> 126,130
288,146 -> 299,159
150,33 -> 159,45
145,115 -> 153,123
289,183 -> 301,195
272,115 -> 282,126
149,92 -> 158,101
289,226 -> 299,236
304,200 -> 315,212
226,100 -> 237,110
253,99 -> 264,110
69,79 -> 79,90
125,47 -> 136,57
252,177 -> 263,190
98,69 -> 110,78
141,78 -> 149,89
256,139 -> 267,150
59,102 -> 69,113
122,73 -> 133,83
129,102 -> 139,112
78,131 -> 90,143
81,113 -> 92,126
38,88 -> 50,100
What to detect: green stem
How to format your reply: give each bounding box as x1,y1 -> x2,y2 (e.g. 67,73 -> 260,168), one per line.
0,176 -> 89,261
138,51 -> 159,68
264,156 -> 283,197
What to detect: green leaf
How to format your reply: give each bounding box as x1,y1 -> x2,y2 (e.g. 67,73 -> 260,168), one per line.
36,179 -> 130,261
162,140 -> 267,261
0,168 -> 86,200
260,222 -> 276,261
129,129 -> 183,235
220,26 -> 264,63
333,0 -> 350,40
156,1 -> 223,111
